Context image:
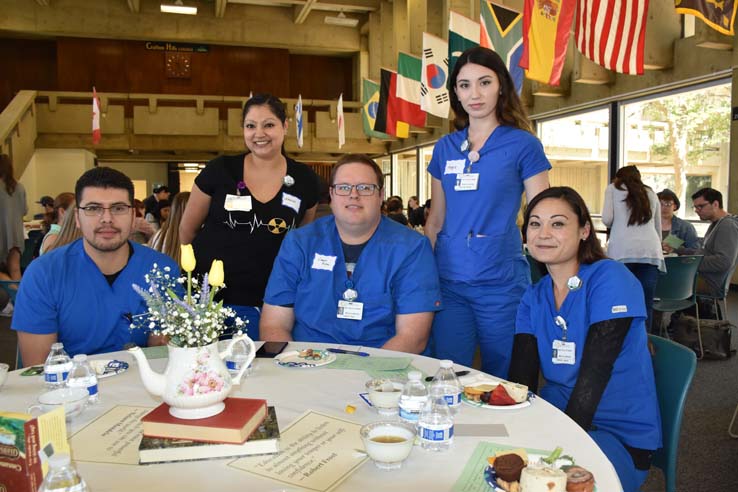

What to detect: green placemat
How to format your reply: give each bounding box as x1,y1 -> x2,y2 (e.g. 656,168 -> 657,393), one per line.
141,345 -> 168,360
451,442 -> 553,492
365,364 -> 426,380
326,354 -> 413,372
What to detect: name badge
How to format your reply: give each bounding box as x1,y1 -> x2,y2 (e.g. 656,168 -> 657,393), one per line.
282,192 -> 301,213
552,340 -> 576,365
444,159 -> 465,175
337,300 -> 364,320
311,253 -> 336,271
454,173 -> 479,191
224,194 -> 252,212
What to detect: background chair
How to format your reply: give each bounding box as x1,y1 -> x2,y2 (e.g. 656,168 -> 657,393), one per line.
653,255 -> 704,358
699,264 -> 737,322
649,334 -> 697,492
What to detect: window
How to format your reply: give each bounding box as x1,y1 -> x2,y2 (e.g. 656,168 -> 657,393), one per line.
621,81 -> 731,222
392,150 -> 418,204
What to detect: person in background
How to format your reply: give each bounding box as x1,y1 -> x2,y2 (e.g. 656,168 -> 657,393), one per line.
179,94 -> 320,339
0,154 -> 27,282
386,196 -> 409,226
685,188 -> 738,298
424,46 -> 551,377
44,203 -> 82,254
145,199 -> 171,231
149,192 -> 190,267
260,154 -> 441,353
602,165 -> 664,333
510,186 -> 661,492
130,198 -> 155,244
34,195 -> 54,221
12,167 -> 178,365
142,185 -> 170,223
39,192 -> 75,255
658,188 -> 699,253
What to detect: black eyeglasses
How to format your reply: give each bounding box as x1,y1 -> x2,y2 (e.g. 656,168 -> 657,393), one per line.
331,183 -> 381,196
693,202 -> 710,211
78,204 -> 132,217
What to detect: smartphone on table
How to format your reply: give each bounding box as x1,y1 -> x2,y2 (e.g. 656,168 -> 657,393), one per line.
255,341 -> 289,358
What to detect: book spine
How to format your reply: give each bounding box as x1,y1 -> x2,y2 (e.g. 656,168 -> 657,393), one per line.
24,419 -> 42,492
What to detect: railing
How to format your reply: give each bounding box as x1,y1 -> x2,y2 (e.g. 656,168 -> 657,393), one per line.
0,90 -> 38,177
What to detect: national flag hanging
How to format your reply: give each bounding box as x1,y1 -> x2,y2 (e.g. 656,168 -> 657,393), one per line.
374,69 -> 410,139
449,11 -> 481,74
480,1 -> 525,93
521,0 -> 576,85
396,52 -> 426,127
92,87 -> 101,145
295,95 -> 304,148
337,93 -> 345,149
421,33 -> 450,119
362,79 -> 389,139
576,0 -> 649,74
676,0 -> 736,35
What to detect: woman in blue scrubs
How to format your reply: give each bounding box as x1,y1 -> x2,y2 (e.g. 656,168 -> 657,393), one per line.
424,47 -> 550,377
509,187 -> 661,492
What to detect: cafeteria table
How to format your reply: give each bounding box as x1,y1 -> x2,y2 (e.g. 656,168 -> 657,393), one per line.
1,342 -> 622,491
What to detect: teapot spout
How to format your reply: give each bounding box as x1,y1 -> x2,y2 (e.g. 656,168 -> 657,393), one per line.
128,346 -> 166,396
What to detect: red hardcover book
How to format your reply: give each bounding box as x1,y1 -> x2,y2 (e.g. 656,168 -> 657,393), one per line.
141,398 -> 267,444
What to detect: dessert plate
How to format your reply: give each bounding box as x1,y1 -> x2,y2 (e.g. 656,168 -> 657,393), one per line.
275,349 -> 336,368
89,359 -> 129,378
461,392 -> 533,410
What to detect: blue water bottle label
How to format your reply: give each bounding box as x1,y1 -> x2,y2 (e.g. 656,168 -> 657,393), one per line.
45,371 -> 68,383
399,408 -> 419,421
226,360 -> 238,370
87,383 -> 98,396
444,393 -> 462,406
420,425 -> 454,441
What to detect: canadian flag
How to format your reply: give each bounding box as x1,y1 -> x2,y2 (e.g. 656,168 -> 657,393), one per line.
92,87 -> 101,145
337,93 -> 345,149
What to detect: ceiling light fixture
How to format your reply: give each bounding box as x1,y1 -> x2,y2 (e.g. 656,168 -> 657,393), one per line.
161,0 -> 197,15
324,11 -> 358,27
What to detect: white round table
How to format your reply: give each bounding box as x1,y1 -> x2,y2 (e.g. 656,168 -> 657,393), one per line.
1,342 -> 622,491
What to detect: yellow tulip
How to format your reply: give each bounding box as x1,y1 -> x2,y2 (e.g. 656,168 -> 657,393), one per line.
208,260 -> 225,287
181,244 -> 196,273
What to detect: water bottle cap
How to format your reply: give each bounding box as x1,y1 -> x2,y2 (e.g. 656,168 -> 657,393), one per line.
440,360 -> 453,369
51,342 -> 64,350
73,354 -> 87,362
48,453 -> 71,468
407,370 -> 422,381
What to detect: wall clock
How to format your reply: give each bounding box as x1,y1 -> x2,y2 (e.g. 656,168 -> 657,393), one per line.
165,51 -> 191,78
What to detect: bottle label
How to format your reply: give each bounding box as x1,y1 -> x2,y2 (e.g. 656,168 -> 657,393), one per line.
87,383 -> 98,396
419,424 -> 454,442
45,371 -> 69,383
444,393 -> 462,407
399,407 -> 420,422
226,360 -> 238,370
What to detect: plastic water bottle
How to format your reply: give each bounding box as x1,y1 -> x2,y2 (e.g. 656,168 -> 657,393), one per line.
44,343 -> 72,389
66,354 -> 99,404
225,338 -> 253,377
430,359 -> 462,415
398,371 -> 428,424
418,385 -> 454,452
39,452 -> 89,492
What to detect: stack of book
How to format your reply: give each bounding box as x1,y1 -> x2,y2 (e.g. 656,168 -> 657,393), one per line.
138,397 -> 280,464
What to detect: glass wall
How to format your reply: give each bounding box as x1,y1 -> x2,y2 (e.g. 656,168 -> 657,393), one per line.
392,150 -> 418,204
621,81 -> 731,225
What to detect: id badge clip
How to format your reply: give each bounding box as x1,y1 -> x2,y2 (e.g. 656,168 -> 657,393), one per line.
337,300 -> 364,320
552,339 -> 576,365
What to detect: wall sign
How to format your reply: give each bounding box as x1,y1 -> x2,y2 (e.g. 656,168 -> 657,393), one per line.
146,41 -> 209,53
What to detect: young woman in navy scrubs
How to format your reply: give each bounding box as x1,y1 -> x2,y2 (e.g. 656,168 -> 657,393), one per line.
509,187 -> 661,492
424,47 -> 551,377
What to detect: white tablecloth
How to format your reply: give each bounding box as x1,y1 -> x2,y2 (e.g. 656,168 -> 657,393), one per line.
0,342 -> 622,491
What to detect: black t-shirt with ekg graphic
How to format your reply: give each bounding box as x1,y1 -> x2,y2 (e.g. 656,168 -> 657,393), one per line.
193,153 -> 319,306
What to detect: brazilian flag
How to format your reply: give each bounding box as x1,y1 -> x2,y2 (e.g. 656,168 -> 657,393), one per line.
362,78 -> 389,139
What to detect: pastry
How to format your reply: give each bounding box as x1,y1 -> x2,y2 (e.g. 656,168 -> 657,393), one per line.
494,453 -> 526,482
519,466 -> 567,492
565,466 -> 595,492
499,381 -> 529,403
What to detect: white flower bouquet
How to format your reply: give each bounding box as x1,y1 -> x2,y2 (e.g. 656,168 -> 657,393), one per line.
131,244 -> 246,348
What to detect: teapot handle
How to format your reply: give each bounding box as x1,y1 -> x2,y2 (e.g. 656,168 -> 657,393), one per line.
220,334 -> 256,385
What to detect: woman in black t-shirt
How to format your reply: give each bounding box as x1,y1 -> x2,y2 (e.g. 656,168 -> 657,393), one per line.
179,94 -> 320,339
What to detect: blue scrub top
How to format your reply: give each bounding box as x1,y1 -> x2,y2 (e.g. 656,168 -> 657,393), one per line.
264,216 -> 442,347
428,126 -> 550,284
12,239 -> 180,357
515,260 -> 662,451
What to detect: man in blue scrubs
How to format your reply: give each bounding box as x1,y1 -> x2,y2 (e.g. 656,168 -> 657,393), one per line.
260,154 -> 442,353
13,167 -> 178,366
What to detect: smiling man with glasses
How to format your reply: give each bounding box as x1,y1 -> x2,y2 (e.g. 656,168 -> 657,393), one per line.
12,167 -> 179,366
260,154 -> 442,354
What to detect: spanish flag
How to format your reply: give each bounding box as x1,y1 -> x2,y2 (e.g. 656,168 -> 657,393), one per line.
520,0 -> 576,86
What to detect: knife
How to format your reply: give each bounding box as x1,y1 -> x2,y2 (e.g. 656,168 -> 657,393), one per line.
425,370 -> 470,382
326,348 -> 370,357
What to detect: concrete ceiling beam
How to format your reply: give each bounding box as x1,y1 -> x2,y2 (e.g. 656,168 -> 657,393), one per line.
126,0 -> 139,13
215,0 -> 228,18
294,0 -> 318,24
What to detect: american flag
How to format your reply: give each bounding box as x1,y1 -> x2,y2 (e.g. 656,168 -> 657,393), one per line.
574,0 -> 649,75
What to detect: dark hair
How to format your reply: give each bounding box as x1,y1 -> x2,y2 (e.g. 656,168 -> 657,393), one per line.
692,187 -> 723,208
330,154 -> 384,188
613,165 -> 651,226
523,186 -> 607,265
386,197 -> 403,213
242,93 -> 287,125
448,47 -> 533,133
657,189 -> 680,211
133,199 -> 144,217
75,167 -> 134,205
0,154 -> 18,195
157,199 -> 171,209
153,185 -> 169,194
